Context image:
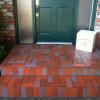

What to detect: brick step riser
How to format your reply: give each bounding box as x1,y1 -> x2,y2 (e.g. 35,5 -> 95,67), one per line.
0,86 -> 99,97
0,76 -> 100,97
1,67 -> 100,76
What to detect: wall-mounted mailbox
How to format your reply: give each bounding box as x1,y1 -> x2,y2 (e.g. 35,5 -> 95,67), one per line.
76,30 -> 97,52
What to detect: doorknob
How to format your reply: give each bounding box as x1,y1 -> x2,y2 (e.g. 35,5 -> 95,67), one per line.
36,7 -> 39,17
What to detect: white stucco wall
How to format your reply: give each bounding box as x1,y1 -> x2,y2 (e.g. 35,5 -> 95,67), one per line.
77,0 -> 93,30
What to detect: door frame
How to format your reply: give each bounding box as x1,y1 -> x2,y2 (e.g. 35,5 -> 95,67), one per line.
90,0 -> 98,31
72,0 -> 79,44
13,0 -> 19,44
32,0 -> 80,44
32,0 -> 37,43
13,0 -> 98,44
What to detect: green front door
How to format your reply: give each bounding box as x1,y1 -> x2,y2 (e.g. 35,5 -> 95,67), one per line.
35,0 -> 77,42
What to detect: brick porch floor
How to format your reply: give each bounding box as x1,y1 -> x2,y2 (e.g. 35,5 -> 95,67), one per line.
0,44 -> 100,97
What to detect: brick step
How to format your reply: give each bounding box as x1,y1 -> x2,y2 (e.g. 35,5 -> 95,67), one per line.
0,76 -> 100,97
0,65 -> 100,76
1,45 -> 100,76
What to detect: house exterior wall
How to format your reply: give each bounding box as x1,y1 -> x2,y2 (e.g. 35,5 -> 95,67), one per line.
0,0 -> 100,46
0,0 -> 16,45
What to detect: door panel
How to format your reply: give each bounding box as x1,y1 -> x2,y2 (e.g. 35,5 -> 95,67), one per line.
36,0 -> 76,42
57,8 -> 71,32
39,8 -> 52,32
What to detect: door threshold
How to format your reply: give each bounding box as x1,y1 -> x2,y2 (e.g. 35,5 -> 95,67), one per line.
36,42 -> 72,45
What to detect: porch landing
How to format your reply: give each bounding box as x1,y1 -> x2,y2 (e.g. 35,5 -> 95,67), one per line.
0,44 -> 100,97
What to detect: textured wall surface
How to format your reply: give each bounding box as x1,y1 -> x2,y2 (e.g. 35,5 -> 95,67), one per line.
0,0 -> 16,45
77,0 -> 93,30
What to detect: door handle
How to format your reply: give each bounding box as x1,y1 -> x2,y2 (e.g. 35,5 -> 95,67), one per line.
36,6 -> 39,17
36,0 -> 39,17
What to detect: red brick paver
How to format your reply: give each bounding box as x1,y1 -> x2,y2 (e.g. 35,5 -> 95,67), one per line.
0,45 -> 100,97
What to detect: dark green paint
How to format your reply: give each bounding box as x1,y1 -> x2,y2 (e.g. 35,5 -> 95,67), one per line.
32,0 -> 37,43
73,0 -> 79,45
90,0 -> 98,31
12,0 -> 19,44
35,0 -> 78,43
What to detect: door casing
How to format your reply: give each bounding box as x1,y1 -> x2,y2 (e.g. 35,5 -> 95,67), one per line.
32,0 -> 79,44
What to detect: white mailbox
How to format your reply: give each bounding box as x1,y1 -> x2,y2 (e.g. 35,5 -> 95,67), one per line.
76,30 -> 97,52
